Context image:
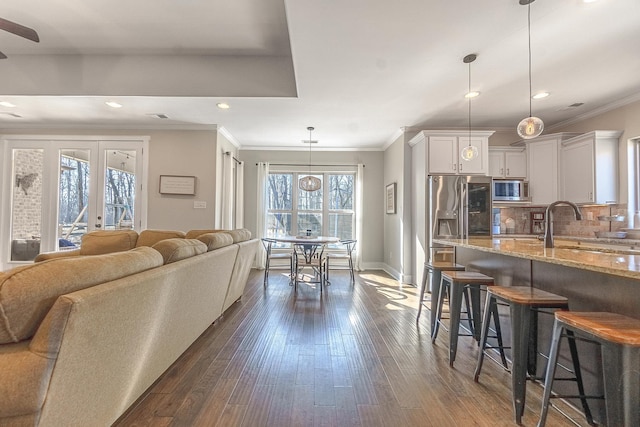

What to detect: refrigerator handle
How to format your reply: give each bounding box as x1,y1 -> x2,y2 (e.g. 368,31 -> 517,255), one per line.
460,181 -> 468,239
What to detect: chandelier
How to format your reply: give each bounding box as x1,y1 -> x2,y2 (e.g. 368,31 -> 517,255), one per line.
299,126 -> 321,192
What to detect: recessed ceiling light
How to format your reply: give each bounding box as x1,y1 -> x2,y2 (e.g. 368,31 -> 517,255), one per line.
532,92 -> 550,99
583,0 -> 598,3
0,101 -> 16,108
105,101 -> 123,108
464,91 -> 480,98
217,103 -> 230,109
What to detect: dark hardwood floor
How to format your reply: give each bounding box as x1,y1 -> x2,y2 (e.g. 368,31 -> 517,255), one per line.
115,269 -> 589,426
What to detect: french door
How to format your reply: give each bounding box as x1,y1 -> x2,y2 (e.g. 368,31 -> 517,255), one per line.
1,136 -> 148,268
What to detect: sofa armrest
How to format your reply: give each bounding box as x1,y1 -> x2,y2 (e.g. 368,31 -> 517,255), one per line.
34,249 -> 81,262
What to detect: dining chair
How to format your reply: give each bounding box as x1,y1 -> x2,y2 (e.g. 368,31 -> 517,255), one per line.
261,238 -> 293,287
292,242 -> 326,291
325,239 -> 357,284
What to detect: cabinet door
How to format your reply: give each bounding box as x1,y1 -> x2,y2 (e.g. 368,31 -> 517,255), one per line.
562,140 -> 594,203
458,137 -> 486,174
488,151 -> 505,177
504,150 -> 527,178
428,137 -> 457,174
528,139 -> 558,204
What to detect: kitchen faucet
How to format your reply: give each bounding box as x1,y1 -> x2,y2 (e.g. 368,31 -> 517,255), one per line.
544,201 -> 583,248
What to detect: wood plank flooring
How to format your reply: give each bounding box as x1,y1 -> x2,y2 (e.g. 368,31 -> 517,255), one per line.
115,269 -> 590,426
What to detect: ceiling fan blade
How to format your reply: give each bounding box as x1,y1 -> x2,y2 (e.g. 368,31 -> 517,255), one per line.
0,51 -> 7,59
0,17 -> 39,43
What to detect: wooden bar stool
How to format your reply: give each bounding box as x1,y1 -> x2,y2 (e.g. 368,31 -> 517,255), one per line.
432,270 -> 494,367
416,261 -> 465,331
539,311 -> 640,427
474,286 -> 592,426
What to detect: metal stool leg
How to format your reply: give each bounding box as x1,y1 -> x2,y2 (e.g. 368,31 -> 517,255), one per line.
474,292 -> 495,381
417,264 -> 429,321
538,318 -> 564,427
431,275 -> 447,342
565,329 -> 595,426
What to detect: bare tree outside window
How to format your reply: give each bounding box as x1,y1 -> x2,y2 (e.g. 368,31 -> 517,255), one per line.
266,172 -> 355,241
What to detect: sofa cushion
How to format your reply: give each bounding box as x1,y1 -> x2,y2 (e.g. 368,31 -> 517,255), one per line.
0,247 -> 163,344
152,238 -> 207,264
184,229 -> 223,239
225,228 -> 252,243
79,230 -> 139,255
136,229 -> 186,247
197,232 -> 233,251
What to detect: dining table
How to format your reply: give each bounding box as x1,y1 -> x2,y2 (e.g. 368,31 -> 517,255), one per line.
270,235 -> 340,289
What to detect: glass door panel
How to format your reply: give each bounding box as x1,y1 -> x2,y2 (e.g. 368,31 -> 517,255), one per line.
58,150 -> 91,249
99,144 -> 141,231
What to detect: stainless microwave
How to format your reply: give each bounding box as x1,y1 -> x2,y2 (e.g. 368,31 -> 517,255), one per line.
492,179 -> 530,202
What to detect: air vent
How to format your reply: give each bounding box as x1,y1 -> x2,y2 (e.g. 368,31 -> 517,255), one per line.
557,102 -> 585,111
0,112 -> 22,118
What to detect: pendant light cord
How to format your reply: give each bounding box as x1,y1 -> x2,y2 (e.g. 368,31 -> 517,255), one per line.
468,59 -> 472,145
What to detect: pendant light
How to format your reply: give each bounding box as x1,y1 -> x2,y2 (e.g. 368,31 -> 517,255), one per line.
516,0 -> 544,139
299,126 -> 321,192
461,53 -> 478,162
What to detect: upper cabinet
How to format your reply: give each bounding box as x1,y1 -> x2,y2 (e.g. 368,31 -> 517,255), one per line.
489,147 -> 527,178
409,130 -> 494,176
526,133 -> 580,205
560,130 -> 622,204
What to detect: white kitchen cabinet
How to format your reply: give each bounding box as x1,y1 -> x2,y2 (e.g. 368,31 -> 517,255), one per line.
409,130 -> 494,176
489,147 -> 527,178
560,130 -> 621,204
526,133 -> 580,205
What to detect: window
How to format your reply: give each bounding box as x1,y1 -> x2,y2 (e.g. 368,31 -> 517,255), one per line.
266,172 -> 355,240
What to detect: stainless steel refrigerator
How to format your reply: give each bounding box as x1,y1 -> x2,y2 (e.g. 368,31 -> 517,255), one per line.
427,175 -> 492,265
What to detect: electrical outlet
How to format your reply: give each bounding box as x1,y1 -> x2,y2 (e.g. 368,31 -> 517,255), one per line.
389,251 -> 393,260
193,201 -> 207,209
522,213 -> 528,220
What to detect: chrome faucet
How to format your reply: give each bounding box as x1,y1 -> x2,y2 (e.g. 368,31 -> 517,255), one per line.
544,201 -> 583,248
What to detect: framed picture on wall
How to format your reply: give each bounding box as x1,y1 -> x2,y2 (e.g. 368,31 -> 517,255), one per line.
386,183 -> 396,214
159,175 -> 196,195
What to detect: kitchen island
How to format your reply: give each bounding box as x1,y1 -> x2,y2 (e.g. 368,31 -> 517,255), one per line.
433,236 -> 640,424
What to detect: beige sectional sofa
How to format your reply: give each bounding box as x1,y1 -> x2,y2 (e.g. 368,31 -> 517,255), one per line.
0,228 -> 258,427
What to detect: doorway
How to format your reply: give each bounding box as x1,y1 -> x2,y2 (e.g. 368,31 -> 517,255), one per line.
1,136 -> 148,268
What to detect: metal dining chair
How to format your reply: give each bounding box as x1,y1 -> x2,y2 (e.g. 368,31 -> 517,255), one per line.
261,238 -> 293,287
292,242 -> 326,291
325,239 -> 357,284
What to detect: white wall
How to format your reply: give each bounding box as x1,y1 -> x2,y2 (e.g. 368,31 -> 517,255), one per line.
239,149 -> 385,268
382,133 -> 414,282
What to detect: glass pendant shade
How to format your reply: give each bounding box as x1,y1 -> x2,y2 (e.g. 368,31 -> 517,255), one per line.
299,175 -> 321,191
517,116 -> 544,139
461,145 -> 478,161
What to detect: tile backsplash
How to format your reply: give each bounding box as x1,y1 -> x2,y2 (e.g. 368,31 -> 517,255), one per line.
497,204 -> 629,237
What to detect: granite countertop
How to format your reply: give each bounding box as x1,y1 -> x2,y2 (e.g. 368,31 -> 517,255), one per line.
433,237 -> 640,280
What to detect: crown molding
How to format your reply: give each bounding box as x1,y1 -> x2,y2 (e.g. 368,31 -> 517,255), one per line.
547,91 -> 640,131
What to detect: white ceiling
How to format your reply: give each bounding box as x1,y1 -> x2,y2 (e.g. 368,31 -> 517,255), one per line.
0,0 -> 639,150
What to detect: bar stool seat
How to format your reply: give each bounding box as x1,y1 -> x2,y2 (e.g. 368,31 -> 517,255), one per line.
474,286 -> 592,426
416,261 -> 465,329
539,311 -> 640,427
432,270 -> 494,367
